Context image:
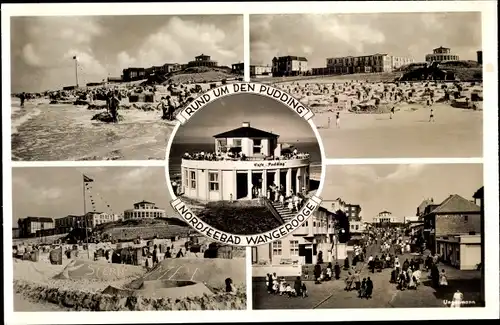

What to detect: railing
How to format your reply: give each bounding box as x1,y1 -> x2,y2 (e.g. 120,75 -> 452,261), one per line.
261,197 -> 285,225
181,154 -> 310,162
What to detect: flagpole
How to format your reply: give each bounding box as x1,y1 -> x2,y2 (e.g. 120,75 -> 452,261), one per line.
74,57 -> 79,88
83,175 -> 90,259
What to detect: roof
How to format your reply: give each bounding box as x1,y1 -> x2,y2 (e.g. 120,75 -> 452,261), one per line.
378,210 -> 392,215
134,200 -> 156,205
214,126 -> 279,139
273,56 -> 308,62
473,186 -> 484,199
23,216 -> 54,223
196,54 -> 210,58
430,194 -> 480,214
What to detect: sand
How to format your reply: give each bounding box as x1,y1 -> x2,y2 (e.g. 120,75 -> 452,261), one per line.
269,78 -> 482,158
140,258 -> 246,288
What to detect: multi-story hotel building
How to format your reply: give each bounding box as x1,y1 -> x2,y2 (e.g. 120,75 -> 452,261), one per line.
271,56 -> 308,77
123,201 -> 166,220
425,46 -> 460,63
323,198 -> 362,221
324,53 -> 415,74
17,217 -> 55,238
55,212 -> 120,232
180,122 -> 311,202
251,204 -> 339,265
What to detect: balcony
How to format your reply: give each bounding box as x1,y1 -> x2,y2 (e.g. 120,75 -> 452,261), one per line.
181,155 -> 310,170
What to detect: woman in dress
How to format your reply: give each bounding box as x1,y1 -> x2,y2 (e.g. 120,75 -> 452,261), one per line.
439,269 -> 449,287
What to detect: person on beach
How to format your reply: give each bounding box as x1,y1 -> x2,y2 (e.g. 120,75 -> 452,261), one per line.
390,106 -> 395,119
109,90 -> 120,123
429,108 -> 435,122
20,92 -> 26,108
336,112 -> 340,128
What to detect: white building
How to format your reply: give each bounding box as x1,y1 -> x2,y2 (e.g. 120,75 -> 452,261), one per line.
425,46 -> 460,63
436,234 -> 481,270
181,122 -> 311,202
250,64 -> 272,77
123,200 -> 166,220
373,211 -> 396,224
349,221 -> 366,234
251,204 -> 341,266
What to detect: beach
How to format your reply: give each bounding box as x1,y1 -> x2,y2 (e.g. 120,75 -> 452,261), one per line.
11,98 -> 175,161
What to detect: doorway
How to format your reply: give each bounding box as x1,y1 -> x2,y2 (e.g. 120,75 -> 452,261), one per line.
236,173 -> 248,199
252,172 -> 263,198
304,248 -> 313,264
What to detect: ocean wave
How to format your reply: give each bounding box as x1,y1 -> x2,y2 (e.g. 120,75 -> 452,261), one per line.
11,106 -> 42,135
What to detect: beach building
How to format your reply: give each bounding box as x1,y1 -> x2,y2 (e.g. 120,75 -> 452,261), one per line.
425,46 -> 460,63
271,56 -> 308,77
422,194 -> 480,255
17,217 -> 55,238
324,54 -> 415,74
55,212 -> 120,232
187,54 -> 218,68
180,122 -> 311,202
122,67 -> 147,82
231,62 -> 244,75
250,64 -> 272,77
123,201 -> 166,220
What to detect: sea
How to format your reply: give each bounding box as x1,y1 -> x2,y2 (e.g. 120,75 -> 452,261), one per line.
11,98 -> 175,161
168,141 -> 323,179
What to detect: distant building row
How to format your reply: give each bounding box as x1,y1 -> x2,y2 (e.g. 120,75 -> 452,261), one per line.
14,201 -> 166,239
119,54 -> 219,82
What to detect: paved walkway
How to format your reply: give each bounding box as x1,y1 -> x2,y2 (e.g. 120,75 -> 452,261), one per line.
253,244 -> 481,309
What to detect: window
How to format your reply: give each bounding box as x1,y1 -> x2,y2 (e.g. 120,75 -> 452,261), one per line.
190,171 -> 196,189
464,215 -> 468,222
209,172 -> 219,191
272,241 -> 282,256
290,240 -> 299,256
253,139 -> 262,154
217,139 -> 227,152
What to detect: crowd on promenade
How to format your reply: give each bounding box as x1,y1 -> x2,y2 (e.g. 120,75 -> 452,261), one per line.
182,148 -> 310,162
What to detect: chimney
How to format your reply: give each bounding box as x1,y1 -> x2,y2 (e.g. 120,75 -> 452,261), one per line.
242,122 -> 250,127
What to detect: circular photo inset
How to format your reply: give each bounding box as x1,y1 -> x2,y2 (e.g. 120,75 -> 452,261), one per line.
166,82 -> 325,246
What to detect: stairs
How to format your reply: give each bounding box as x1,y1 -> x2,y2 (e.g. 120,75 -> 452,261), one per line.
271,201 -> 296,223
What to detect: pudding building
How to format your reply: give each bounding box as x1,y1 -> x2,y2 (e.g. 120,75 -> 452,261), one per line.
180,122 -> 311,202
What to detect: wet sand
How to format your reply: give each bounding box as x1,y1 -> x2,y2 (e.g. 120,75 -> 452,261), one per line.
315,103 -> 482,158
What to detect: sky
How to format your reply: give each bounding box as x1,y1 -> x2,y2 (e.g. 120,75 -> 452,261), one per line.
250,12 -> 482,68
321,164 -> 483,222
172,93 -> 318,143
12,167 -> 176,223
10,15 -> 243,93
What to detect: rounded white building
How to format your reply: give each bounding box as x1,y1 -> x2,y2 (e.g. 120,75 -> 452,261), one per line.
425,46 -> 460,63
123,200 -> 166,220
180,122 -> 312,202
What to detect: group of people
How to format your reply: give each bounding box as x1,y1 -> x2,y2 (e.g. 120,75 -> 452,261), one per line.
266,273 -> 308,298
344,271 -> 374,299
267,183 -> 307,212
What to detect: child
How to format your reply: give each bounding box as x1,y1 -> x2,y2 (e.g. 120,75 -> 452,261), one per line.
272,279 -> 280,294
301,282 -> 308,298
279,279 -> 287,296
285,283 -> 295,297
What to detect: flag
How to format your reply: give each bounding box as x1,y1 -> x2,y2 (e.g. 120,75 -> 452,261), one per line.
83,174 -> 93,183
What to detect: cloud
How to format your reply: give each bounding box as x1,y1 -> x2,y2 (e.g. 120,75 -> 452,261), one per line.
250,12 -> 482,68
121,16 -> 242,68
385,164 -> 426,181
110,167 -> 164,191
